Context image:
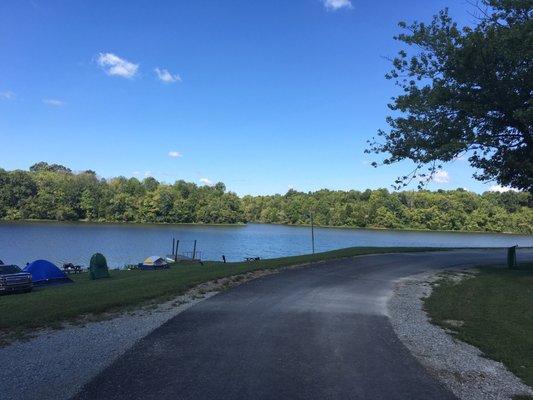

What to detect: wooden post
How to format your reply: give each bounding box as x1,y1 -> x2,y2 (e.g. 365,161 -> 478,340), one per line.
172,238 -> 175,258
310,212 -> 315,254
507,245 -> 518,269
175,240 -> 180,261
192,240 -> 197,260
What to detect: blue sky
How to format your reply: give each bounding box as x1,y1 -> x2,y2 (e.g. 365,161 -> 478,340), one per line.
0,0 -> 505,195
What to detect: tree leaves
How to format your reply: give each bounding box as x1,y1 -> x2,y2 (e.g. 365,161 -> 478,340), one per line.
0,165 -> 530,233
369,0 -> 533,191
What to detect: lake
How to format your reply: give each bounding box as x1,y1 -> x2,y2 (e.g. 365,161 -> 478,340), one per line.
0,221 -> 531,268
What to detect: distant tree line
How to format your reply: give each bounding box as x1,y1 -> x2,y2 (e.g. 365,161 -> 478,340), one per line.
0,163 -> 531,234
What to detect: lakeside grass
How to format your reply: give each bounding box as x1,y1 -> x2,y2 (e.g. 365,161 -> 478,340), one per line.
0,246 -> 442,342
425,262 -> 533,388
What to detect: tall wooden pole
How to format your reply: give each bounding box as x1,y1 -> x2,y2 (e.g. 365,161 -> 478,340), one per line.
310,212 -> 315,254
192,240 -> 197,260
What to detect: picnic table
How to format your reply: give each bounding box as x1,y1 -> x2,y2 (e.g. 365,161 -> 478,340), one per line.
63,263 -> 84,274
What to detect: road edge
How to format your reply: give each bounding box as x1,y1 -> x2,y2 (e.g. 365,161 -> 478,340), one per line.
388,269 -> 533,400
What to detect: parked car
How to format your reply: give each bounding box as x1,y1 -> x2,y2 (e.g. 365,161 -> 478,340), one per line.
0,264 -> 32,294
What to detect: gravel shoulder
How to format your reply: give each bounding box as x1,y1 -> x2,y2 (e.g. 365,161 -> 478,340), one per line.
388,269 -> 533,400
0,269 -> 283,400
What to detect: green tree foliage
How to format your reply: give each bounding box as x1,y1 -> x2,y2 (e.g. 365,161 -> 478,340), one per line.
29,161 -> 72,174
243,187 -> 532,234
0,164 -> 246,225
0,164 -> 531,233
368,1 -> 533,191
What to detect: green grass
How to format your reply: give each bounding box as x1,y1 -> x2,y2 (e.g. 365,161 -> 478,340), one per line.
0,246 -> 441,342
425,262 -> 533,387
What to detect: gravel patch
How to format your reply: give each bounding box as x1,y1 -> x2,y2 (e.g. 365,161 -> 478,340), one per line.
0,268 -> 285,400
388,269 -> 533,400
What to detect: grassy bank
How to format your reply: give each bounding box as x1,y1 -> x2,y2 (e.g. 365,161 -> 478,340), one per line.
0,247 -> 441,342
425,263 -> 533,388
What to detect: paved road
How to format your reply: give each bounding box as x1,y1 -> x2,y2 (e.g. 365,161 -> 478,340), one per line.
74,249 -> 533,400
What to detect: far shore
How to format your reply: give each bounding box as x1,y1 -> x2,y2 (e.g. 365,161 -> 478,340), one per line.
0,218 -> 530,237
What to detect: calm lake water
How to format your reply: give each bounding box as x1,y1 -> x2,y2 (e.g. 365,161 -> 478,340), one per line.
0,221 -> 531,268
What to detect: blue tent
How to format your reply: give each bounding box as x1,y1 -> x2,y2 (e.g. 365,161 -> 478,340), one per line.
23,259 -> 72,285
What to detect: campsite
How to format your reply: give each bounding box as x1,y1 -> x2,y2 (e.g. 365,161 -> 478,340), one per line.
1,253 -> 179,293
0,247 -> 435,337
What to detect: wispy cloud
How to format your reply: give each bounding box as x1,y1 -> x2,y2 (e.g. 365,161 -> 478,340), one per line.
132,171 -> 152,178
42,98 -> 65,107
0,91 -> 15,100
323,0 -> 352,10
154,67 -> 182,83
489,184 -> 519,193
168,151 -> 182,158
97,53 -> 139,78
432,170 -> 450,183
199,178 -> 214,186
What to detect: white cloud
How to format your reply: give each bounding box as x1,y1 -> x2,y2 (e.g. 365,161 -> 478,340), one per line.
0,91 -> 15,100
133,171 -> 152,177
97,53 -> 139,78
323,0 -> 352,10
489,185 -> 519,193
168,151 -> 182,158
154,67 -> 182,83
432,170 -> 450,183
42,98 -> 65,106
199,178 -> 214,186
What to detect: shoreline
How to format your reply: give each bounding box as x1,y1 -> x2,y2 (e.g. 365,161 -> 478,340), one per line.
0,218 -> 530,236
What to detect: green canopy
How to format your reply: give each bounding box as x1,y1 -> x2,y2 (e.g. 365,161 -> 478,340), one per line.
89,253 -> 110,280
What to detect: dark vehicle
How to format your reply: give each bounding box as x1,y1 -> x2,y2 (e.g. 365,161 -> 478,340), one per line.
0,264 -> 32,294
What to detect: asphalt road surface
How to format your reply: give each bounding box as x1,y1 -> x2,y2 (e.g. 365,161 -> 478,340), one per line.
73,249 -> 533,400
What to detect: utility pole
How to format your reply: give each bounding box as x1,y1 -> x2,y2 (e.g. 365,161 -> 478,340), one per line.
310,211 -> 315,254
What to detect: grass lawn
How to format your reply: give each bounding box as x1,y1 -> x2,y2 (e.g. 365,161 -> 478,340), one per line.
425,262 -> 533,389
0,246 -> 441,342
